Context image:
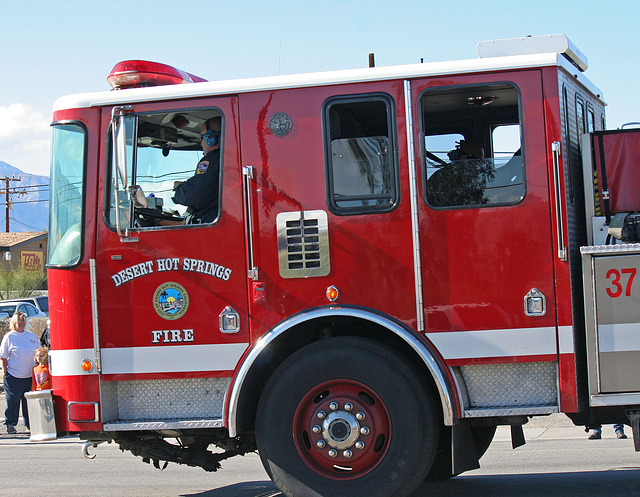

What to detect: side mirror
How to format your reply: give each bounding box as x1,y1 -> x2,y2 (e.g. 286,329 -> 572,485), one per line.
110,106 -> 138,242
112,110 -> 129,189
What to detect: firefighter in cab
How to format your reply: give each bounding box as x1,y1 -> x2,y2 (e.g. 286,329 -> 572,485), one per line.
160,116 -> 221,225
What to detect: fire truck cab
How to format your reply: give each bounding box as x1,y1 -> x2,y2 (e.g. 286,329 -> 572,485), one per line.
36,34 -> 640,497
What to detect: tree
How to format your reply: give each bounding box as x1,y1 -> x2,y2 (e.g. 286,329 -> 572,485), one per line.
0,262 -> 47,300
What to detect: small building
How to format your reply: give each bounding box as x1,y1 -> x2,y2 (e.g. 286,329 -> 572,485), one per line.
0,231 -> 48,273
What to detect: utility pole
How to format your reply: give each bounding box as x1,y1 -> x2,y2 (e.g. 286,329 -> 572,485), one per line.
0,177 -> 24,232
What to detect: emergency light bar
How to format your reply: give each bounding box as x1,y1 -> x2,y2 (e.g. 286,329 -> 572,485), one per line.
107,60 -> 208,89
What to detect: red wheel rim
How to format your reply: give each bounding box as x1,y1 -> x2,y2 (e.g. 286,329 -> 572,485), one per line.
292,379 -> 391,479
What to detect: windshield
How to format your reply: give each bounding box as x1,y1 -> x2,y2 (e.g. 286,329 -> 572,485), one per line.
0,305 -> 17,317
48,123 -> 86,266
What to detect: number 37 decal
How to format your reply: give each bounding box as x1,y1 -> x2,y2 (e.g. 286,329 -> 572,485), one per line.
605,268 -> 637,298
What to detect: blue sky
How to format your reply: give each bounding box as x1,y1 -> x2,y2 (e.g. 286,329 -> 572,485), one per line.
1,0 -> 638,176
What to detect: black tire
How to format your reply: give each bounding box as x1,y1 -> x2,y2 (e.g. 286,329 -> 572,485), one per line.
255,336 -> 440,497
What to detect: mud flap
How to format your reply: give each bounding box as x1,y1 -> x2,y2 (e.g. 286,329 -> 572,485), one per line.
627,410 -> 640,451
511,425 -> 526,449
452,422 -> 480,475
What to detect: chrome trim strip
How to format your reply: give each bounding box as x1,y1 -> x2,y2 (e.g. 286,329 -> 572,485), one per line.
591,393 -> 640,407
50,349 -> 98,376
50,344 -> 248,376
89,259 -> 102,372
425,326 -> 558,360
581,243 -> 640,255
103,418 -> 224,431
598,323 -> 640,353
100,343 -> 249,375
226,307 -> 456,437
557,325 -> 575,355
463,406 -> 558,418
404,79 -> 424,332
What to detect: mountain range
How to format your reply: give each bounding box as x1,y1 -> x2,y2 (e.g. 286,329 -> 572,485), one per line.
0,161 -> 49,232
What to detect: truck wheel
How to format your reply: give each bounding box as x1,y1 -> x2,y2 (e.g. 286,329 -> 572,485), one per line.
255,336 -> 439,497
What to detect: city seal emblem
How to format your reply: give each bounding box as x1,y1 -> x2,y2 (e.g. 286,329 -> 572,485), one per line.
268,112 -> 293,137
153,282 -> 189,320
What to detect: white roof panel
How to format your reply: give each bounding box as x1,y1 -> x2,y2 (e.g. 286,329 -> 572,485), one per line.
53,52 -> 602,112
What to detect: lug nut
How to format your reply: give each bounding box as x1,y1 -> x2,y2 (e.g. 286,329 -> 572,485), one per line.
328,449 -> 337,458
344,402 -> 353,411
356,412 -> 366,421
317,411 -> 326,419
355,441 -> 365,449
343,450 -> 353,458
360,426 -> 370,436
329,402 -> 339,411
317,440 -> 326,448
312,425 -> 321,434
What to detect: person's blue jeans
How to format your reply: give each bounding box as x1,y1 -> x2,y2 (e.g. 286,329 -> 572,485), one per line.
591,424 -> 625,434
3,373 -> 32,428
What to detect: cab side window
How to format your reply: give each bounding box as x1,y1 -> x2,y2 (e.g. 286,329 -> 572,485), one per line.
421,83 -> 524,208
106,109 -> 223,229
323,95 -> 398,214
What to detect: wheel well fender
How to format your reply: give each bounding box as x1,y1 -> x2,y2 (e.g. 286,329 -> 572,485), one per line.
226,306 -> 458,437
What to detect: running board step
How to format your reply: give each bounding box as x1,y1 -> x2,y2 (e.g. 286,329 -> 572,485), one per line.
103,418 -> 224,432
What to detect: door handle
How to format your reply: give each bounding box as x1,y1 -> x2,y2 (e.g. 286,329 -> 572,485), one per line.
243,166 -> 258,280
551,141 -> 567,261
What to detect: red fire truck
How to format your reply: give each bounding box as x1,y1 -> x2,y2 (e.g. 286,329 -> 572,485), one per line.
31,34 -> 640,496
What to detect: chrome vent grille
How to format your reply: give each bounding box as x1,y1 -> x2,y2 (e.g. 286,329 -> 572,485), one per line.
277,210 -> 330,278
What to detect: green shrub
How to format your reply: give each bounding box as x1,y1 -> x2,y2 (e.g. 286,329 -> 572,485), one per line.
0,263 -> 47,300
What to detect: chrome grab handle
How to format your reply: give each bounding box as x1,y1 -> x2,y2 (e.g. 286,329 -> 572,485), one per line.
243,166 -> 258,280
551,141 -> 567,261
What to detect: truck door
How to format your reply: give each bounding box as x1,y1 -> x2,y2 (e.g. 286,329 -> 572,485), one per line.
585,249 -> 640,396
94,97 -> 250,380
413,71 -> 559,368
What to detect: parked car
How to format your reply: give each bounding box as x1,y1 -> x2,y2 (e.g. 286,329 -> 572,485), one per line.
0,301 -> 48,328
0,301 -> 48,344
9,296 -> 48,316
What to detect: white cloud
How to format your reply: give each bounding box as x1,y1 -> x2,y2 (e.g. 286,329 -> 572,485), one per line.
0,103 -> 50,176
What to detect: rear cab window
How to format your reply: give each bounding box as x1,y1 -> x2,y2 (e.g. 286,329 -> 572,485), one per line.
323,95 -> 399,214
421,83 -> 524,208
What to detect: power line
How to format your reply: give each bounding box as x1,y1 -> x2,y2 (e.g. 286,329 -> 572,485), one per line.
7,184 -> 49,190
0,177 -> 27,232
3,173 -> 50,179
8,216 -> 46,231
0,199 -> 50,205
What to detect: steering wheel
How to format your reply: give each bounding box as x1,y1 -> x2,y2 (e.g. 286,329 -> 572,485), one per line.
133,207 -> 184,226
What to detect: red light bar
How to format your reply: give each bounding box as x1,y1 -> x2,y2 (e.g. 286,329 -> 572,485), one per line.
107,60 -> 208,90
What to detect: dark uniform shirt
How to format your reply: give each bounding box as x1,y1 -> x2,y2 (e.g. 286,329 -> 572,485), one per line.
172,149 -> 220,224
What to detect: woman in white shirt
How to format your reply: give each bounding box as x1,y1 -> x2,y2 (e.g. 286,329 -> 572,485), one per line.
0,311 -> 39,434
